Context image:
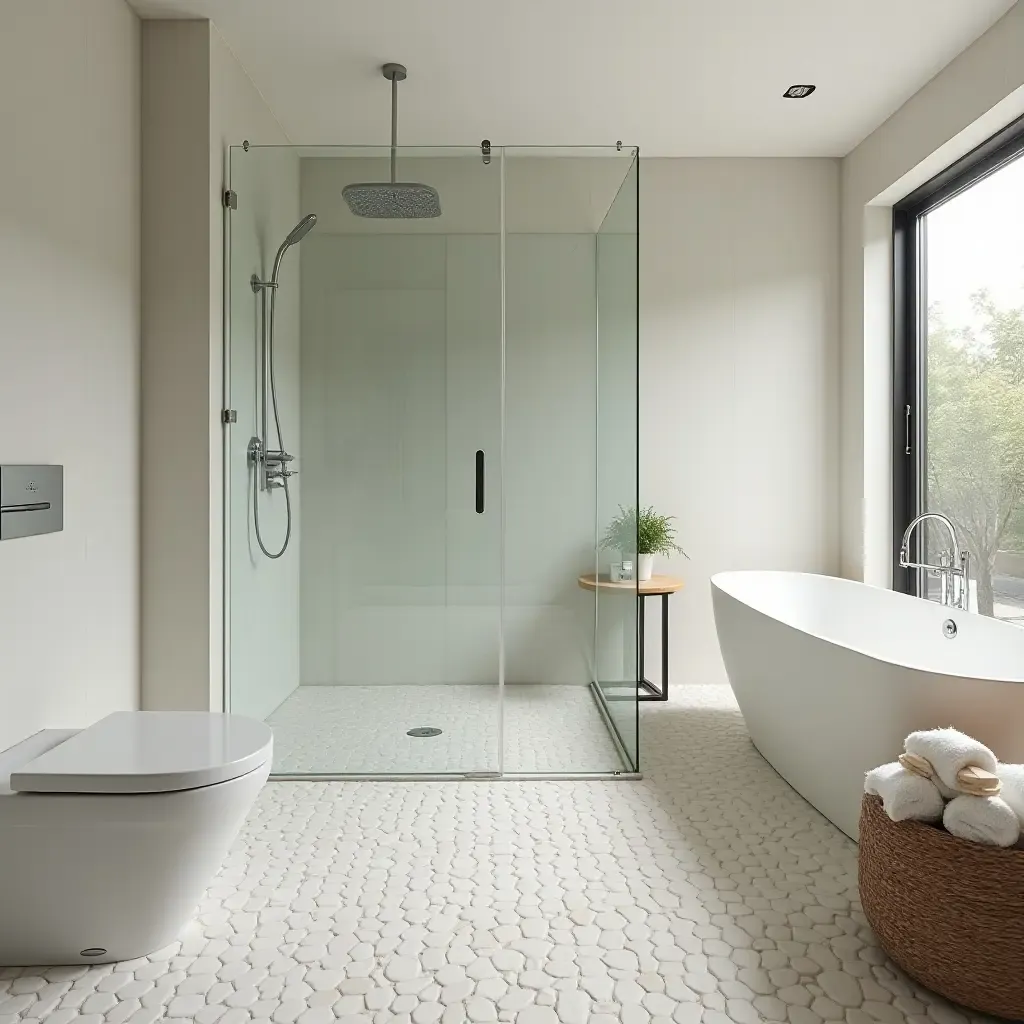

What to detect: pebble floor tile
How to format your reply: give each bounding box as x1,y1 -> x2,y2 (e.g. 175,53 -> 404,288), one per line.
267,685 -> 623,775
0,685 -> 996,1024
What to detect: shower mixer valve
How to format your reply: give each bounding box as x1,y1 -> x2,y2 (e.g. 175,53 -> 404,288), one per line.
247,438 -> 297,491
264,451 -> 297,485
265,458 -> 297,490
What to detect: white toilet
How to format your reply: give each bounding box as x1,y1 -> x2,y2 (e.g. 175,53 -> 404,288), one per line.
0,711 -> 272,966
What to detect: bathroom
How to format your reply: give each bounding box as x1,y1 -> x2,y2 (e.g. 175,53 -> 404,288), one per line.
2,0 -> 1024,1019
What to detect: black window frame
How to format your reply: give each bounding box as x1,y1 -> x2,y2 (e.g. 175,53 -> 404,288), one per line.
892,113 -> 1024,595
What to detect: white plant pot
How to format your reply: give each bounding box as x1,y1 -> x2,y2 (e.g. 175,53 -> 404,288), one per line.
637,554 -> 654,582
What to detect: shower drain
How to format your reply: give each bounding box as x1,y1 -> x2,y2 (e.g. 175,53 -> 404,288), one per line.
407,727 -> 442,738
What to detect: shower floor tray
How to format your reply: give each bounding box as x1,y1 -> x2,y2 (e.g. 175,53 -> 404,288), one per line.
265,683 -> 625,775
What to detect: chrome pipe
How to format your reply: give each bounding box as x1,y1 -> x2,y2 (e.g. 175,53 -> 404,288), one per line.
390,72 -> 398,184
259,284 -> 269,490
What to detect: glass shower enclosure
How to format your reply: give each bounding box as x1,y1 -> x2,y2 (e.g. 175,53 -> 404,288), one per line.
224,144 -> 639,778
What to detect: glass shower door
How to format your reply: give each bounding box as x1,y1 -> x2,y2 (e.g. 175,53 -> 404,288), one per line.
596,155 -> 640,770
499,147 -> 640,774
226,144 -> 504,776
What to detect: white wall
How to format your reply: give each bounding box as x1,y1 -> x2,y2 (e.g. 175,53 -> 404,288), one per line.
142,20 -> 298,716
0,0 -> 140,750
641,159 -> 840,685
841,3 -> 1024,586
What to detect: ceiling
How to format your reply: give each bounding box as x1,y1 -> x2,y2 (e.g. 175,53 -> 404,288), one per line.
126,0 -> 1017,157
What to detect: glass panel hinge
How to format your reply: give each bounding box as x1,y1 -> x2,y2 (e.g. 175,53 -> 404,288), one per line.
222,409 -> 237,424
223,190 -> 237,210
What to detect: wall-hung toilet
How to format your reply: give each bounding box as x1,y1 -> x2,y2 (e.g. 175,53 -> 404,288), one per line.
0,711 -> 272,966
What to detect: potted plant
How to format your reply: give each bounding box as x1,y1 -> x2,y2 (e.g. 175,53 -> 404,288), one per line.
601,505 -> 687,582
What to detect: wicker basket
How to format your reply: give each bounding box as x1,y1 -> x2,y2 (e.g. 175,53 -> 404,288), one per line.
859,794 -> 1024,1019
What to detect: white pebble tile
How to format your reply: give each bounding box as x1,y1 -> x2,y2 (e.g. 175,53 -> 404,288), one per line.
0,687 -> 995,1024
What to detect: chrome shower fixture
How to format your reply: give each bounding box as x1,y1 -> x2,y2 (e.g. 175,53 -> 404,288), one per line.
248,213 -> 317,559
275,213 -> 317,266
342,63 -> 441,219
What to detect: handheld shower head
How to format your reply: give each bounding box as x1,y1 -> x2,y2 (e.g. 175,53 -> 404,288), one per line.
271,213 -> 317,283
284,213 -> 317,246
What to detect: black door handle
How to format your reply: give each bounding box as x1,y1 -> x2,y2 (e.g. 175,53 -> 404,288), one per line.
475,450 -> 485,513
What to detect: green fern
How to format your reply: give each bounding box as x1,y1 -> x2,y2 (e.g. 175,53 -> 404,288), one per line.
601,505 -> 687,557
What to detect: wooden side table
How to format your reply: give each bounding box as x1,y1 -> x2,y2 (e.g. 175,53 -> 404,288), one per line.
577,573 -> 684,702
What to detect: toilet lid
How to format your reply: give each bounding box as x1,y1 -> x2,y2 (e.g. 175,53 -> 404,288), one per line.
10,711 -> 274,794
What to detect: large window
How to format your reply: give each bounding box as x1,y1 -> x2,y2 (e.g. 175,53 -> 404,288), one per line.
895,115 -> 1024,622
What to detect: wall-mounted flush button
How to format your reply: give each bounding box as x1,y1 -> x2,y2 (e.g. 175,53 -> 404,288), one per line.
0,465 -> 63,540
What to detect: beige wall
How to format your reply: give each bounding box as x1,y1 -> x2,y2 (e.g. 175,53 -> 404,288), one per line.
0,0 -> 141,750
840,3 -> 1024,586
141,21 -> 212,713
141,20 -> 294,713
641,159 -> 841,685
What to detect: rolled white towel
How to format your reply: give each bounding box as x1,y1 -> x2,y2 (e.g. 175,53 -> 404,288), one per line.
943,794 -> 1020,847
904,727 -> 998,793
865,762 -> 945,823
996,763 -> 1024,824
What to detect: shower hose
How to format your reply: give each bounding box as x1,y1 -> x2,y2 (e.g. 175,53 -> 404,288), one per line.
253,283 -> 292,559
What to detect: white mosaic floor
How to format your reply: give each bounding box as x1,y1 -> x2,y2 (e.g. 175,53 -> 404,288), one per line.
266,685 -> 626,775
0,685 -> 996,1024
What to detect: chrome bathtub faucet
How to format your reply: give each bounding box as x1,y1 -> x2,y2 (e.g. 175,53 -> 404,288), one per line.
899,513 -> 971,611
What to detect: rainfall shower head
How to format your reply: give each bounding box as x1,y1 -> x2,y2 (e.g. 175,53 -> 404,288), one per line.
342,181 -> 441,219
342,63 -> 441,220
270,213 -> 317,283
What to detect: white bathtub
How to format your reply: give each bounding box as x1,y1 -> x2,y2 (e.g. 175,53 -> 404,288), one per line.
711,570 -> 1024,839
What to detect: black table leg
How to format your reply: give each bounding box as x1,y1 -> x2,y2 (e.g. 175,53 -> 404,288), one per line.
662,591 -> 670,695
638,594 -> 645,688
637,592 -> 670,702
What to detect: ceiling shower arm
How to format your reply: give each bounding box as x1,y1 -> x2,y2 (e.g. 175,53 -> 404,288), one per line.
382,62 -> 407,184
341,63 -> 440,219
391,71 -> 397,184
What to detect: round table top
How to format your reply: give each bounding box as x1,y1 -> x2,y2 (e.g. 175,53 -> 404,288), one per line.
577,572 -> 685,595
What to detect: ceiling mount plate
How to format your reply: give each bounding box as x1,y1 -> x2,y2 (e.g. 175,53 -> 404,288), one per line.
382,63 -> 407,82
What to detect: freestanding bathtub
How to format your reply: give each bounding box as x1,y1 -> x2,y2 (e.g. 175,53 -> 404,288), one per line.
712,570 -> 1024,839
